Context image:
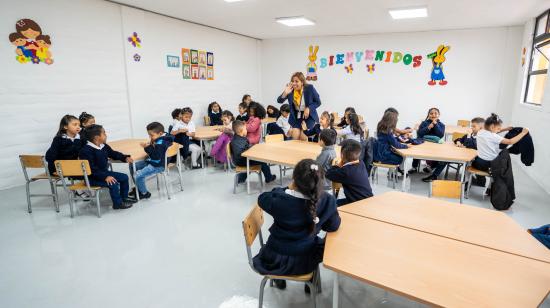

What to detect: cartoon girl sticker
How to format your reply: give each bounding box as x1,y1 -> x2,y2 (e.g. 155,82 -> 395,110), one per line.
428,45 -> 450,86
16,19 -> 41,58
36,34 -> 53,65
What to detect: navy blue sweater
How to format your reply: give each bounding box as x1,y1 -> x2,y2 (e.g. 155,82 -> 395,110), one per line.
144,134 -> 173,167
209,111 -> 223,126
45,135 -> 83,174
454,134 -> 477,149
326,161 -> 373,202
374,132 -> 408,163
303,125 -> 336,143
258,187 -> 341,255
236,113 -> 249,122
230,135 -> 251,166
78,143 -> 129,181
417,119 -> 445,139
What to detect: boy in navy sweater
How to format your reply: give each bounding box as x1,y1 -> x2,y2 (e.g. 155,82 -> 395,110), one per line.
454,117 -> 484,149
326,139 -> 373,206
129,122 -> 173,199
79,125 -> 135,210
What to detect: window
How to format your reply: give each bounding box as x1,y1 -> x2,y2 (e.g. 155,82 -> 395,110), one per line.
525,9 -> 550,105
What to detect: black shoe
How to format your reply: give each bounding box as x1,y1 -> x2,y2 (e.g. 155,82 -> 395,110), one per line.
272,279 -> 286,290
397,167 -> 404,175
407,168 -> 417,174
113,201 -> 133,210
422,174 -> 437,182
129,188 -> 137,198
266,175 -> 277,184
139,192 -> 151,199
423,167 -> 432,173
192,165 -> 202,170
123,197 -> 138,203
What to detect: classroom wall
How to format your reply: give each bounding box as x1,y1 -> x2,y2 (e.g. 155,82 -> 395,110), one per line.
260,27 -> 523,134
0,0 -> 260,190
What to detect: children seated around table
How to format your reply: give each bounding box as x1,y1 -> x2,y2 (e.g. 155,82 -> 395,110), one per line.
326,139 -> 373,206
78,112 -> 95,143
252,159 -> 341,291
336,107 -> 355,128
210,110 -> 234,164
45,114 -> 83,175
230,120 -> 276,184
171,107 -> 202,169
208,101 -> 223,126
245,101 -> 265,145
266,105 -> 280,119
78,124 -> 135,209
266,103 -> 291,138
303,111 -> 335,143
236,102 -> 249,122
338,112 -> 364,142
129,122 -> 173,199
374,110 -> 411,168
454,117 -> 484,149
316,129 -> 338,189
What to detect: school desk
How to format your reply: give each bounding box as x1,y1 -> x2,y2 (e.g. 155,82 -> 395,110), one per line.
339,191 -> 550,263
109,138 -> 148,201
394,141 -> 477,191
193,126 -> 223,168
444,124 -> 472,140
325,212 -> 550,308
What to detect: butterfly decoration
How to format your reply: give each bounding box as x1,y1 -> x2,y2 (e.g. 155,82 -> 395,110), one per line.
344,64 -> 353,74
128,32 -> 142,48
366,63 -> 375,73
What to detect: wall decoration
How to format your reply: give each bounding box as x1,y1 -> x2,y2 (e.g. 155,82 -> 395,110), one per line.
306,45 -> 319,81
182,48 -> 190,64
366,63 -> 375,73
344,64 -> 353,74
191,64 -> 199,79
207,67 -> 214,80
207,52 -> 214,66
198,50 -> 207,65
167,55 -> 180,68
9,18 -> 53,65
133,53 -> 141,62
191,49 -> 198,64
128,32 -> 141,48
427,45 -> 450,86
521,47 -> 526,67
318,48 -> 422,70
199,66 -> 207,80
182,64 -> 191,79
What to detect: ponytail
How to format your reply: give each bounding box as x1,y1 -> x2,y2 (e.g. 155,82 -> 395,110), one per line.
293,159 -> 324,234
484,113 -> 503,130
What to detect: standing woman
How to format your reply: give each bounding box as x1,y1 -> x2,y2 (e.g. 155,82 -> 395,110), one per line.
277,72 -> 321,140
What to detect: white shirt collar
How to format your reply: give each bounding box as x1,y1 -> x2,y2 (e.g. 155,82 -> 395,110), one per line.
87,141 -> 105,150
63,133 -> 80,141
285,188 -> 309,199
343,161 -> 359,167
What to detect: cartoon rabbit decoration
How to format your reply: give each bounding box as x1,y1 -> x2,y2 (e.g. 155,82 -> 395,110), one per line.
306,45 -> 319,81
428,45 -> 450,86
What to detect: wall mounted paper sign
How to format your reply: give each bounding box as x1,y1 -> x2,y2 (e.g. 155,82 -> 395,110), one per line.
198,50 -> 207,66
182,48 -> 190,64
133,53 -> 141,62
9,19 -> 54,65
191,64 -> 199,79
306,45 -> 319,81
128,32 -> 141,48
190,50 -> 198,64
199,65 -> 207,80
427,44 -> 450,86
207,52 -> 214,66
366,63 -> 375,73
318,48 -> 423,71
207,67 -> 214,80
167,55 -> 180,68
182,64 -> 191,79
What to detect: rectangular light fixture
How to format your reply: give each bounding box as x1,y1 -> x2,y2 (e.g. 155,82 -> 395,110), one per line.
389,7 -> 428,19
224,0 -> 244,2
276,16 -> 315,27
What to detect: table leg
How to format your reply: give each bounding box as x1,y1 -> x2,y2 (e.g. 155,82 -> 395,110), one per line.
132,161 -> 139,201
332,272 -> 339,308
460,161 -> 467,183
200,140 -> 205,168
246,158 -> 250,195
279,165 -> 283,185
402,157 -> 409,192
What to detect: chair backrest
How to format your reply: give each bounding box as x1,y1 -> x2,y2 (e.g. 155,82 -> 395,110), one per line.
204,115 -> 211,126
332,181 -> 342,197
452,132 -> 466,141
358,115 -> 364,123
331,112 -> 339,120
457,120 -> 470,127
55,160 -> 91,177
429,180 -> 463,203
265,134 -> 284,143
242,205 -> 264,247
19,155 -> 46,169
166,142 -> 180,158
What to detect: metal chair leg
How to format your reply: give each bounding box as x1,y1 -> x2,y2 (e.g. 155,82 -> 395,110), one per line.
233,174 -> 238,194
178,164 -> 184,191
258,277 -> 269,308
306,281 -> 317,308
279,165 -> 283,185
95,191 -> 101,218
164,172 -> 171,200
466,172 -> 473,199
156,175 -> 161,193
258,172 -> 263,190
68,193 -> 75,218
392,169 -> 397,189
25,181 -> 32,213
49,180 -> 60,213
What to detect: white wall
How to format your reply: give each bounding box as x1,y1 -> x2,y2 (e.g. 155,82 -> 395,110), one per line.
261,27 -> 523,133
0,0 -> 260,190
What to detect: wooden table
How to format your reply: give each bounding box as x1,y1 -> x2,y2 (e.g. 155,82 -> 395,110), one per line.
325,212 -> 550,308
193,126 -> 223,167
394,142 -> 477,191
109,138 -> 148,200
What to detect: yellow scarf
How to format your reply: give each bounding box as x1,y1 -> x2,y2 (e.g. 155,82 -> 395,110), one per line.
293,89 -> 303,110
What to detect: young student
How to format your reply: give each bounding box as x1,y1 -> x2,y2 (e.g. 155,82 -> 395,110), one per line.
266,105 -> 280,119
236,102 -> 249,122
303,111 -> 335,142
411,107 -> 445,174
384,107 -> 413,136
473,113 -> 529,171
171,107 -> 202,169
208,101 -> 223,126
79,112 -> 95,143
336,107 -> 356,128
374,111 -> 410,166
242,94 -> 252,106
45,115 -> 83,175
253,159 -> 341,290
326,139 -> 373,206
455,117 -> 484,149
338,112 -> 364,142
246,101 -> 266,145
129,122 -> 173,199
211,110 -> 234,164
78,124 -> 135,209
230,120 -> 276,183
316,129 -> 338,189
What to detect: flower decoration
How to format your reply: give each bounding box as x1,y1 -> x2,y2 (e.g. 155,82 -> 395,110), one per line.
31,57 -> 40,64
44,58 -> 54,65
133,53 -> 141,62
128,32 -> 141,48
16,55 -> 29,63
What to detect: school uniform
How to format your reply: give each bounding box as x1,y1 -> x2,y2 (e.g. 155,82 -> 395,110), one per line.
236,113 -> 249,122
316,145 -> 337,189
246,116 -> 261,145
171,120 -> 202,167
130,134 -> 173,194
208,111 -> 223,126
78,141 -> 130,207
230,134 -> 273,182
253,187 -> 341,275
268,109 -> 280,119
338,126 -> 362,142
275,115 -> 291,136
374,132 -> 407,165
414,120 -> 446,172
529,225 -> 550,249
473,129 -> 503,171
45,134 -> 83,174
326,161 -> 373,206
454,133 -> 478,149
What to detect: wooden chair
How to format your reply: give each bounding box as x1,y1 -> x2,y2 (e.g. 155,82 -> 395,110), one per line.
429,180 -> 464,203
156,143 -> 184,200
55,160 -> 103,218
19,155 -> 60,213
242,205 -> 319,308
331,112 -> 339,121
457,120 -> 470,127
465,166 -> 492,200
332,181 -> 342,198
371,162 -> 399,189
444,132 -> 469,179
203,115 -> 211,126
226,143 -> 263,194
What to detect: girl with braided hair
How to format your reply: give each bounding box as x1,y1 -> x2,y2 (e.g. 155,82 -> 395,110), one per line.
253,159 -> 341,292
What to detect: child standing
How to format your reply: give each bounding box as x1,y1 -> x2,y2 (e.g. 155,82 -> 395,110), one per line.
338,112 -> 364,142
171,107 -> 202,169
316,129 -> 338,189
326,139 -> 373,206
211,110 -> 235,164
236,102 -> 249,122
246,101 -> 266,145
45,115 -> 82,175
129,122 -> 173,199
208,101 -> 223,126
253,159 -> 341,290
304,111 -> 335,142
374,111 -> 410,166
78,125 -> 135,209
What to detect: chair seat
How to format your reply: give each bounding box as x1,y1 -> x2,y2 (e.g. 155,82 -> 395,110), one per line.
31,173 -> 59,181
373,162 -> 399,169
235,165 -> 262,173
167,163 -> 177,168
69,182 -> 101,191
266,272 -> 314,282
467,166 -> 490,177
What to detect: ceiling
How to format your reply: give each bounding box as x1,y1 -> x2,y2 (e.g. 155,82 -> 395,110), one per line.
111,0 -> 550,39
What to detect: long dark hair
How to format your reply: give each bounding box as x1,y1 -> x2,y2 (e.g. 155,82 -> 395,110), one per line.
221,110 -> 234,122
56,114 -> 78,137
293,159 -> 324,234
242,94 -> 251,104
208,101 -> 222,114
425,107 -> 440,121
247,101 -> 266,119
377,111 -> 398,134
79,112 -> 94,127
347,113 -> 364,137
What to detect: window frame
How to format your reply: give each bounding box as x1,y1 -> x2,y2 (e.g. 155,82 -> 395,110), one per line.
524,9 -> 550,106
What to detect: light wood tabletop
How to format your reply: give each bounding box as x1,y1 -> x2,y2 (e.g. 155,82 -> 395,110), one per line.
325,212 -> 550,308
242,140 -> 339,167
194,126 -> 223,140
108,138 -> 148,161
261,117 -> 276,124
445,124 -> 472,136
395,141 -> 476,162
339,191 -> 550,263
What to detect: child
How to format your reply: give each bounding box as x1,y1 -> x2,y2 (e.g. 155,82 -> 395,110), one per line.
79,112 -> 95,143
411,107 -> 445,175
528,225 -> 550,249
252,159 -> 341,290
336,107 -> 356,128
473,113 -> 529,171
78,125 -> 135,209
171,107 -> 202,169
211,110 -> 234,164
275,104 -> 291,136
9,32 -> 33,60
266,105 -> 280,119
208,101 -> 223,126
230,120 -> 276,183
236,102 -> 249,122
326,139 -> 373,206
304,111 -> 335,142
316,129 -> 338,189
338,112 -> 363,142
45,115 -> 83,175
374,111 -> 410,166
455,117 -> 484,149
384,107 -> 413,136
246,101 -> 266,145
129,122 -> 173,199
242,94 -> 252,106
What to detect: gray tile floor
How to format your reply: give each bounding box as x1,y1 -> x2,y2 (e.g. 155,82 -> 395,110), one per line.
1,160 -> 549,308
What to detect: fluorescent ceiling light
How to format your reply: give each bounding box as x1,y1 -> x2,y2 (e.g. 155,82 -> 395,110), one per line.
389,7 -> 428,19
224,0 -> 244,2
276,16 -> 315,27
